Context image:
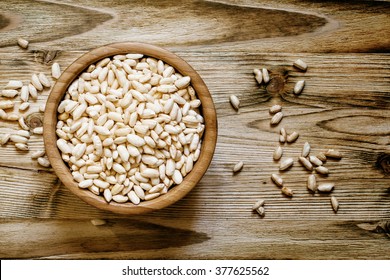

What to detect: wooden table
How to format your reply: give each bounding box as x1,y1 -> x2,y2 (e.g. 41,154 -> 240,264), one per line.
0,0 -> 389,259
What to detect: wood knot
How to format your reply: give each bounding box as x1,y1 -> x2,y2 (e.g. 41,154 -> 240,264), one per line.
376,153 -> 390,174
357,221 -> 390,238
25,112 -> 43,129
266,69 -> 288,95
33,50 -> 60,64
0,14 -> 10,30
375,221 -> 390,237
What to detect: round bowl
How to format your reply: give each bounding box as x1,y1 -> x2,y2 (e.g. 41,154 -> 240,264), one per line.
43,42 -> 217,214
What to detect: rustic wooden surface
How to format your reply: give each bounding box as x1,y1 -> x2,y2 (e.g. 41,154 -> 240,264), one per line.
0,0 -> 389,259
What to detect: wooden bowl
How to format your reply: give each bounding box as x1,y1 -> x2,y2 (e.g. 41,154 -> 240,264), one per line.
43,42 -> 217,214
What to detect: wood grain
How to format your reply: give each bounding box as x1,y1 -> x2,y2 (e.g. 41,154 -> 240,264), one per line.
0,219 -> 389,259
0,0 -> 112,47
1,0 -> 389,52
0,0 -> 389,259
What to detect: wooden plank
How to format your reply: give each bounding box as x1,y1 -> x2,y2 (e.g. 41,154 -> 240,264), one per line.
0,52 -> 389,222
0,219 -> 388,259
0,0 -> 389,52
0,0 -> 389,259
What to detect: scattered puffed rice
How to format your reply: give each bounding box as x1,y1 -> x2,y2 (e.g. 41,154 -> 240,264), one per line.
293,80 -> 305,95
330,196 -> 339,212
269,104 -> 282,114
91,219 -> 106,226
286,131 -> 299,143
262,68 -> 269,83
230,94 -> 240,110
253,68 -> 262,84
293,59 -> 307,71
270,112 -> 283,125
51,63 -> 61,79
233,161 -> 244,173
252,199 -> 265,210
17,38 -> 29,49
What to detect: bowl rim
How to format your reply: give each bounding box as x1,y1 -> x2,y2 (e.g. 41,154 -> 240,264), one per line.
43,42 -> 217,215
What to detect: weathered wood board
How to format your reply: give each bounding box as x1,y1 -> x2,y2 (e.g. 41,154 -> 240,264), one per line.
0,0 -> 389,259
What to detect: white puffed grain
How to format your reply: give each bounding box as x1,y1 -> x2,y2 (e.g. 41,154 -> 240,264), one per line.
299,156 -> 313,171
318,183 -> 334,192
271,173 -> 283,187
1,133 -> 11,145
89,185 -> 100,195
189,99 -> 201,108
172,169 -> 183,184
252,199 -> 265,210
10,135 -> 28,143
37,157 -> 51,167
7,113 -> 20,121
309,155 -> 323,166
17,38 -> 29,49
229,95 -> 240,110
28,84 -> 38,99
174,76 -> 191,89
38,73 -> 51,88
269,104 -> 282,114
15,143 -> 29,151
112,195 -> 128,203
141,168 -> 160,178
18,117 -> 29,130
316,152 -> 327,162
293,80 -> 305,95
1,89 -> 18,98
127,134 -> 145,147
279,158 -> 294,171
87,165 -> 103,174
0,100 -> 15,110
103,189 -> 113,202
72,172 -> 84,183
31,74 -> 43,91
149,184 -> 164,194
253,68 -> 262,84
31,150 -> 45,159
256,207 -> 265,217
316,166 -> 329,175
52,63 -> 61,79
134,185 -> 145,200
79,180 -> 93,189
331,196 -> 339,212
0,109 -> 7,120
302,142 -> 311,157
325,149 -> 342,159
293,59 -> 308,71
57,139 -> 72,154
91,219 -> 106,226
307,174 -> 317,192
140,183 -> 152,191
145,193 -> 160,201
271,112 -> 283,125
281,186 -> 293,197
93,179 -> 110,189
233,161 -> 244,173
262,68 -> 270,83
286,131 -> 299,143
5,80 -> 23,89
16,130 -> 30,138
19,102 -> 30,111
128,190 -> 140,204
273,146 -> 283,161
